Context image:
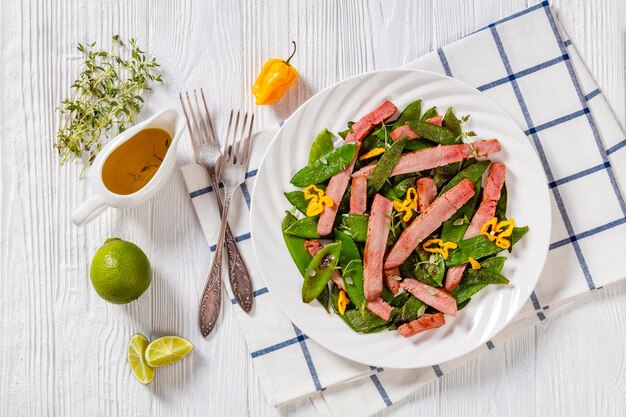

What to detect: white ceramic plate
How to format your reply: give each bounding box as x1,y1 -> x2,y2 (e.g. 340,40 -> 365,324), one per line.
250,69 -> 550,369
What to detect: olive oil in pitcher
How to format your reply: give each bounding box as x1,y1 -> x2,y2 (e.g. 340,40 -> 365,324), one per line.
102,128 -> 172,195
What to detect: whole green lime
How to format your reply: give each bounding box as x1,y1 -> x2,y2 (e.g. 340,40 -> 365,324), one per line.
90,238 -> 152,304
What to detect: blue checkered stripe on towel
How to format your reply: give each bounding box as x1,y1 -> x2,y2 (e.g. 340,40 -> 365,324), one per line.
186,1 -> 626,409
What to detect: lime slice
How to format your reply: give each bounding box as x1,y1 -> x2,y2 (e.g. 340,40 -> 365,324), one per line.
127,333 -> 155,384
145,336 -> 193,367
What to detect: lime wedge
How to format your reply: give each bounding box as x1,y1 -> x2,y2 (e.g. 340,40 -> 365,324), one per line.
145,336 -> 193,367
127,333 -> 155,384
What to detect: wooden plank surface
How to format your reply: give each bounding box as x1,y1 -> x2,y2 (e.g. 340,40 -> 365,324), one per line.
0,0 -> 624,416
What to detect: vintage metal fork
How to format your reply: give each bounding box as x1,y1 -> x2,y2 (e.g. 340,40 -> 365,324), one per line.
180,90 -> 255,337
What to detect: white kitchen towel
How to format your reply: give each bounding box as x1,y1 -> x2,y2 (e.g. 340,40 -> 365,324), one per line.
181,2 -> 626,416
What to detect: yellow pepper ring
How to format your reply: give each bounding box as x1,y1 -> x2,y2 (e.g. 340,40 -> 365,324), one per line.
468,257 -> 481,270
337,290 -> 350,315
304,185 -> 334,217
359,147 -> 386,161
480,217 -> 516,249
393,187 -> 419,222
422,238 -> 458,260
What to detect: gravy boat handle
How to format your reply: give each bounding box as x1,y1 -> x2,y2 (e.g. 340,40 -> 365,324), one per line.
72,195 -> 109,226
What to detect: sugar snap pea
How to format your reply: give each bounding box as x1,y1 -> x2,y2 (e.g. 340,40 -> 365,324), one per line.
392,99 -> 422,130
367,137 -> 407,195
404,139 -> 436,152
285,216 -> 320,238
415,247 -> 445,287
495,184 -> 508,221
302,242 -> 342,303
440,161 -> 490,243
290,143 -> 356,187
442,107 -> 463,139
281,212 -> 329,310
420,106 -> 438,121
284,191 -> 309,214
331,286 -> 391,333
445,226 -> 529,267
334,230 -> 366,310
393,176 -> 417,197
308,129 -> 335,163
338,214 -> 369,242
450,269 -> 509,305
406,121 -> 457,145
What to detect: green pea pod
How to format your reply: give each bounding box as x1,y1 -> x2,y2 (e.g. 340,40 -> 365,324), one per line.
442,107 -> 463,139
415,247 -> 445,287
457,298 -> 471,310
450,269 -> 509,305
446,226 -> 529,267
397,296 -> 427,323
338,121 -> 355,139
380,182 -> 400,202
404,139 -> 435,152
440,161 -> 491,244
495,184 -> 508,221
480,256 -> 506,273
438,160 -> 488,195
360,133 -> 386,154
406,121 -> 457,145
433,163 -> 461,190
334,230 -> 366,310
393,176 -> 417,198
420,106 -> 438,121
338,214 -> 369,242
389,292 -> 412,307
302,242 -> 342,303
331,286 -> 391,333
399,251 -> 419,278
392,99 -> 422,130
284,191 -> 309,214
285,216 -> 320,238
290,143 -> 356,187
309,129 -> 335,163
367,138 -> 407,195
281,212 -> 330,311
450,257 -> 507,308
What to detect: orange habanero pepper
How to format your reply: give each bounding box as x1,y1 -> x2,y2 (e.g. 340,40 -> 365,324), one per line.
252,41 -> 298,105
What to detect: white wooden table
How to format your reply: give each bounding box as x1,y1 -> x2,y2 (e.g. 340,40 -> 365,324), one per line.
1,1 -> 625,416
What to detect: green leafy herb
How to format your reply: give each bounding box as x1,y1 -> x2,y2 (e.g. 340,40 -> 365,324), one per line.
55,35 -> 163,175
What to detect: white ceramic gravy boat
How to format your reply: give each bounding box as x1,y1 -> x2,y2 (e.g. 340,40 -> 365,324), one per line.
71,107 -> 186,226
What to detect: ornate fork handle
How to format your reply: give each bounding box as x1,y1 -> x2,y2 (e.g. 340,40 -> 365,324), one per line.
208,171 -> 254,312
198,190 -> 233,337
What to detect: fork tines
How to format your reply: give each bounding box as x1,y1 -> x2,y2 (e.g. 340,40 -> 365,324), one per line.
222,109 -> 254,168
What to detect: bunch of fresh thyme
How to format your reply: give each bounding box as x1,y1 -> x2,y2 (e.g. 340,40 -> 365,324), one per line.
55,35 -> 163,175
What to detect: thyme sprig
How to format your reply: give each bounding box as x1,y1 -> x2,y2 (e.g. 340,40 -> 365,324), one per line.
55,35 -> 163,175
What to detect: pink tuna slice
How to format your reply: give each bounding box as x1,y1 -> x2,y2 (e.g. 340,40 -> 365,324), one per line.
384,267 -> 402,295
389,115 -> 443,141
317,101 -> 397,236
426,115 -> 443,126
366,297 -> 393,321
444,162 -> 507,292
416,177 -> 437,212
390,125 -> 420,141
384,179 -> 475,269
305,240 -> 345,290
352,139 -> 501,178
397,313 -> 446,337
400,279 -> 457,317
363,194 -> 394,301
350,174 -> 368,214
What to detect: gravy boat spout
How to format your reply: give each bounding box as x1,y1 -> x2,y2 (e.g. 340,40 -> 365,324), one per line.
71,107 -> 186,226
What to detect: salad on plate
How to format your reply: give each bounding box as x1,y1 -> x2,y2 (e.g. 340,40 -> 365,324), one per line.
282,99 -> 528,337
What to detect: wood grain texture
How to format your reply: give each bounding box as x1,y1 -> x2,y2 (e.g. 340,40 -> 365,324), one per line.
0,0 -> 624,416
